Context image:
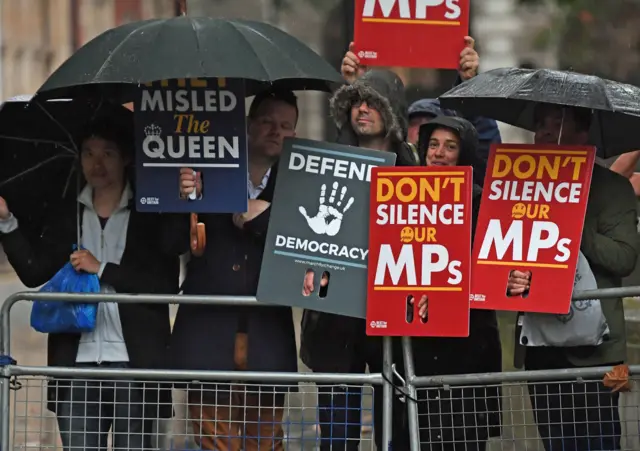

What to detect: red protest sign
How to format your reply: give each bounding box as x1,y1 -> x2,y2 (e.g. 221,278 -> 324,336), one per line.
367,166 -> 472,337
470,144 -> 596,314
353,0 -> 470,69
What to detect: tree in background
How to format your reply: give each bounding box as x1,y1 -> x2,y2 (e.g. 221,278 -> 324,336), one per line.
521,0 -> 640,84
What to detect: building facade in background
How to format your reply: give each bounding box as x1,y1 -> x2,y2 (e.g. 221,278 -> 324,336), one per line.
0,0 -> 173,100
1,0 -> 547,139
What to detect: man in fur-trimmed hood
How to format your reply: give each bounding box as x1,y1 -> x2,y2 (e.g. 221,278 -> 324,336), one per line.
329,69 -> 418,166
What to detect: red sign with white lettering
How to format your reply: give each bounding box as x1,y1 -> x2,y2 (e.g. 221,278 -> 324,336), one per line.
353,0 -> 470,69
470,144 -> 595,314
367,166 -> 472,337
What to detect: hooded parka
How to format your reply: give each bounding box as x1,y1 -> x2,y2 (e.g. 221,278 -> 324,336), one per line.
300,70 -> 417,374
411,115 -> 503,446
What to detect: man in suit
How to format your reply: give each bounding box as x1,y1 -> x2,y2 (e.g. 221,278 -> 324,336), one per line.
165,88 -> 299,451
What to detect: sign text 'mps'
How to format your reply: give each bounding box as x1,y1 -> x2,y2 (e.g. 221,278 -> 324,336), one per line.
362,0 -> 461,20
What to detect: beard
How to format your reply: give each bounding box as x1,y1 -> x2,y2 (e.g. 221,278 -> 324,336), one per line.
353,121 -> 384,139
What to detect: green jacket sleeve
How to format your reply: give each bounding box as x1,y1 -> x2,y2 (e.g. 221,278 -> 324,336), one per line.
581,172 -> 640,278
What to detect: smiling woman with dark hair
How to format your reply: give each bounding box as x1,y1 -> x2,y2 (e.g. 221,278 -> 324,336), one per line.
0,115 -> 179,451
407,115 -> 503,451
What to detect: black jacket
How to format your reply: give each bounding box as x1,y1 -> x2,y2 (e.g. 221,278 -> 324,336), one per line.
163,163 -> 298,385
413,114 -> 502,440
1,198 -> 179,414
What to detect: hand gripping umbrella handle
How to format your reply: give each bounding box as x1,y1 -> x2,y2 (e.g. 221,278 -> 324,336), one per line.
190,212 -> 206,257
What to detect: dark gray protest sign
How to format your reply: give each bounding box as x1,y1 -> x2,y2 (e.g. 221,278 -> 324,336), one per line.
257,137 -> 397,318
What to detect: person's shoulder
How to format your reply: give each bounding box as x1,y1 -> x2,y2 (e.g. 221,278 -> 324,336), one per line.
592,163 -> 632,188
391,142 -> 419,166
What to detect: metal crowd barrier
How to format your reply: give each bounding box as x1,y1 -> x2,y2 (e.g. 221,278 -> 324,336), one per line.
1,286 -> 640,450
0,292 -> 394,451
398,285 -> 640,451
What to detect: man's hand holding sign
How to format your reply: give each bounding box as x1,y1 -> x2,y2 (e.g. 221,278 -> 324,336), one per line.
471,144 -> 596,314
367,166 -> 472,336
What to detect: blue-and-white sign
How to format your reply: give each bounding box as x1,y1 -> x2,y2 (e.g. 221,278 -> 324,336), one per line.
134,78 -> 248,213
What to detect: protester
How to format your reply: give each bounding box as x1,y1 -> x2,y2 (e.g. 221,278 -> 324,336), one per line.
507,104 -> 640,451
342,36 -> 501,185
300,67 -> 416,450
165,88 -> 299,451
407,98 -> 457,145
408,98 -> 501,186
0,117 -> 179,451
405,115 -> 502,450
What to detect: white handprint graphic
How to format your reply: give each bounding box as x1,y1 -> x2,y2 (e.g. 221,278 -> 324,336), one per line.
299,181 -> 355,237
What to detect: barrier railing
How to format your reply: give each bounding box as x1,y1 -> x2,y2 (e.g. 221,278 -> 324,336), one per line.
1,287 -> 640,450
398,285 -> 640,451
0,292 -> 394,451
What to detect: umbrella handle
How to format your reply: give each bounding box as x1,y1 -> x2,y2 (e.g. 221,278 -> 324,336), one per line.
190,212 -> 206,257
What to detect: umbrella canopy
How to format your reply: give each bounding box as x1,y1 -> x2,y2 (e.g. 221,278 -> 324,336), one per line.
0,97 -> 132,239
439,67 -> 640,158
35,16 -> 344,102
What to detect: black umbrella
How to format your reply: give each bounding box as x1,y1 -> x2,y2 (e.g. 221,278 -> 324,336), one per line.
34,16 -> 344,102
439,67 -> 640,158
0,97 -> 132,239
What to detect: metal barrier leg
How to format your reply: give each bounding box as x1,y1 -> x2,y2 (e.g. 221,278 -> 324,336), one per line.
382,336 -> 394,451
0,368 -> 10,451
401,336 -> 421,451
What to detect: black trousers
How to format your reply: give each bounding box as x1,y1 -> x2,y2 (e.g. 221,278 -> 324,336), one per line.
525,348 -> 621,451
316,337 -> 401,451
316,338 -> 489,451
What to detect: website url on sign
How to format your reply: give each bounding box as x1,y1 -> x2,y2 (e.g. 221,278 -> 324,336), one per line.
294,259 -> 346,271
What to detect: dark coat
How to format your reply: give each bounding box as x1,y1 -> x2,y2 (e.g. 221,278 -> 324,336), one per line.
300,69 -> 417,373
413,115 -> 502,440
1,199 -> 179,415
515,164 -> 640,370
302,114 -> 503,444
163,163 -> 298,395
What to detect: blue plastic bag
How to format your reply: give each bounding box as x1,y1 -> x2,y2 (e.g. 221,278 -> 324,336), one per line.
30,262 -> 99,334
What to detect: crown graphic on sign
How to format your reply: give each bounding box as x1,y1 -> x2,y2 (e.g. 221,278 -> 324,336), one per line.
144,123 -> 162,137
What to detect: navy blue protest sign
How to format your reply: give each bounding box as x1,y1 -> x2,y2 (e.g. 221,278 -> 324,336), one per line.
134,78 -> 248,213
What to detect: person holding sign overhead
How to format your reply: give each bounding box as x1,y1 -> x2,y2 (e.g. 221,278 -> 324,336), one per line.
507,104 -> 640,451
164,88 -> 299,451
299,66 -> 417,449
343,36 -> 502,187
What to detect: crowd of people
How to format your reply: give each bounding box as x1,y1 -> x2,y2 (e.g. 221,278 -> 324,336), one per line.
0,36 -> 638,451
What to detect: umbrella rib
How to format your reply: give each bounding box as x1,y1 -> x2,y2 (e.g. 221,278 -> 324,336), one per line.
230,21 -> 309,81
0,135 -> 75,155
33,99 -> 79,154
248,27 -> 309,77
187,18 -> 207,77
0,154 -> 76,189
93,20 -> 161,82
225,22 -> 272,80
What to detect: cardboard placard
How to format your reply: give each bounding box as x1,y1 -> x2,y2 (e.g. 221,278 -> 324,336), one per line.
134,78 -> 248,213
353,0 -> 470,69
257,137 -> 397,318
367,166 -> 472,336
471,144 -> 596,314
